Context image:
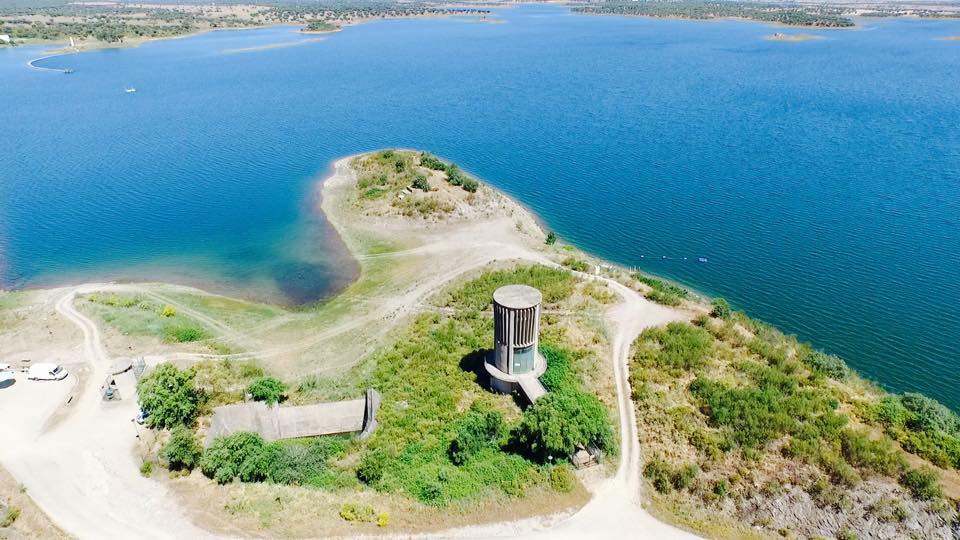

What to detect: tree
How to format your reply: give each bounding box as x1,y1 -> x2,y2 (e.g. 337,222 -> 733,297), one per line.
711,297 -> 731,319
247,377 -> 287,405
162,426 -> 202,470
514,391 -> 613,460
545,232 -> 557,245
200,432 -> 270,484
449,408 -> 506,464
137,363 -> 202,429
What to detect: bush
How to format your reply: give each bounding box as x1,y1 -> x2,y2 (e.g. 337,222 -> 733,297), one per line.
162,323 -> 209,343
643,456 -> 673,493
377,512 -> 389,527
900,393 -> 960,436
162,426 -> 202,471
445,164 -> 465,186
140,461 -> 154,477
900,467 -> 942,500
634,274 -> 689,306
713,478 -> 729,498
514,390 -> 613,461
803,350 -> 849,380
839,429 -> 904,476
545,232 -> 557,245
159,305 -> 177,317
539,344 -> 578,393
711,297 -> 731,319
356,449 -> 388,485
633,323 -> 713,375
419,152 -> 446,171
339,502 -> 376,522
449,407 -> 507,465
1,506 -> 21,528
247,377 -> 287,405
137,363 -> 202,429
549,464 -> 575,493
412,174 -> 430,191
561,257 -> 589,272
200,432 -> 270,484
461,177 -> 479,193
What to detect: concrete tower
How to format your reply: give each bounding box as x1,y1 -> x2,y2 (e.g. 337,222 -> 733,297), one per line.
486,284 -> 547,399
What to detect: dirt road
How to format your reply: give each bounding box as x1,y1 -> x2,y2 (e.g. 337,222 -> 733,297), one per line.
0,287 -> 215,540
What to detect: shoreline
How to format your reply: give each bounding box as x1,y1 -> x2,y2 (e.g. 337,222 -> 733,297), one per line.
4,150 -> 960,538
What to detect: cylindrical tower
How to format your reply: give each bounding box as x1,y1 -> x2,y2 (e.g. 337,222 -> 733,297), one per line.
489,284 -> 543,393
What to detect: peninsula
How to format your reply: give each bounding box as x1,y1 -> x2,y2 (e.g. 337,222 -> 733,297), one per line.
1,150 -> 959,539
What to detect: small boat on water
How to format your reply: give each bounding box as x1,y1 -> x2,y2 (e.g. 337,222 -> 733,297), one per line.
698,257 -> 708,263
63,69 -> 74,74
125,87 -> 137,93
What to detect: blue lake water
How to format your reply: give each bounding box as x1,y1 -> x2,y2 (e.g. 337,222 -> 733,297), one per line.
2,5 -> 959,408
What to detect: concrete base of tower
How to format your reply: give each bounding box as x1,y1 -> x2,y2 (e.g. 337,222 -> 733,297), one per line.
484,352 -> 548,402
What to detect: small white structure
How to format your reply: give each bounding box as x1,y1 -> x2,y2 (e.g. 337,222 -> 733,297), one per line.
0,35 -> 11,44
28,363 -> 67,381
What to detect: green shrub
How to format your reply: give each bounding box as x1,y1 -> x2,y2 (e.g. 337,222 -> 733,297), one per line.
377,512 -> 389,527
200,432 -> 270,484
514,390 -> 613,461
137,363 -> 202,429
643,456 -> 673,493
247,377 -> 287,405
634,274 -> 688,306
545,232 -> 557,245
356,449 -> 388,485
461,177 -> 479,193
159,305 -> 177,317
419,152 -> 446,171
449,407 -> 507,465
140,461 -> 154,477
162,323 -> 209,343
339,502 -> 376,522
803,350 -> 849,380
263,437 -> 351,488
839,429 -> 904,476
900,467 -> 942,500
539,344 -> 579,393
672,464 -> 699,490
900,393 -> 960,436
869,396 -> 909,430
633,323 -> 713,375
713,478 -> 729,498
162,426 -> 202,471
549,464 -> 575,493
1,506 -> 21,528
446,164 -> 466,186
561,257 -> 589,272
711,297 -> 731,319
412,174 -> 430,191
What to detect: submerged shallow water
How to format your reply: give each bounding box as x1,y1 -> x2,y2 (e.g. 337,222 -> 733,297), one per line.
2,6 -> 959,408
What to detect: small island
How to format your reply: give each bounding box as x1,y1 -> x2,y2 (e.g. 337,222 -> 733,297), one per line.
766,32 -> 825,42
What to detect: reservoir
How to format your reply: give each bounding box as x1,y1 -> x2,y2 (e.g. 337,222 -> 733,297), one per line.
1,5 -> 959,408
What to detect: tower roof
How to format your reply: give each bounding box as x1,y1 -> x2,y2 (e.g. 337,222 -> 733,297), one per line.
493,284 -> 542,309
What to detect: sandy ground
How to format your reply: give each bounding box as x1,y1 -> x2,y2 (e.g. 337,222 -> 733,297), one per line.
0,156 -> 699,539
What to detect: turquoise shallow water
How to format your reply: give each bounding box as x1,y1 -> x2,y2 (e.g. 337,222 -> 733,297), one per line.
2,6 -> 959,409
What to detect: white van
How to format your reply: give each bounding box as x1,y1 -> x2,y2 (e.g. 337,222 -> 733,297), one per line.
28,363 -> 67,381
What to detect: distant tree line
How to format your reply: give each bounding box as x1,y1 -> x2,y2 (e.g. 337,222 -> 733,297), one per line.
572,1 -> 856,28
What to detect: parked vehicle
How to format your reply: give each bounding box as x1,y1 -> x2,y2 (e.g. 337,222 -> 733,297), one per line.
28,363 -> 68,381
